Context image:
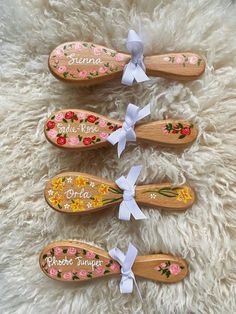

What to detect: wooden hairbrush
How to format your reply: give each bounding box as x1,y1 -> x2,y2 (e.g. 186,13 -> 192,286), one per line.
39,241 -> 188,286
48,41 -> 205,86
44,168 -> 195,217
44,109 -> 197,151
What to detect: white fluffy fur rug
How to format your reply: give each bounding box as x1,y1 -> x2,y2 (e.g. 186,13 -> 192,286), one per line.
1,0 -> 236,313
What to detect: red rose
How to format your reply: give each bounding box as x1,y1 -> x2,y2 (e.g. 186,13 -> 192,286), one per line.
180,127 -> 191,136
87,115 -> 96,123
57,136 -> 66,145
172,130 -> 177,134
65,111 -> 75,119
83,137 -> 92,145
47,121 -> 55,129
92,136 -> 96,140
74,116 -> 78,121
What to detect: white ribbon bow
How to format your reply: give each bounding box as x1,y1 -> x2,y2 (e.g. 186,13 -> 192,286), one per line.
109,243 -> 142,300
107,103 -> 151,157
115,165 -> 146,220
121,29 -> 150,86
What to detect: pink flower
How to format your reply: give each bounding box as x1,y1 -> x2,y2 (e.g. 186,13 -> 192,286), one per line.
175,55 -> 184,64
160,124 -> 168,134
110,262 -> 120,272
154,266 -> 160,271
169,264 -> 181,275
79,270 -> 88,278
95,266 -> 104,276
86,251 -> 96,259
74,43 -> 83,51
68,137 -> 80,145
188,55 -> 198,65
55,113 -> 64,122
115,53 -> 124,62
99,66 -> 108,74
49,268 -> 58,277
99,132 -> 108,139
63,271 -> 73,280
54,48 -> 64,57
99,119 -> 107,128
93,47 -> 103,55
160,263 -> 166,268
47,129 -> 57,139
67,247 -> 77,255
79,70 -> 88,78
77,112 -> 86,119
54,247 -> 63,256
57,66 -> 67,73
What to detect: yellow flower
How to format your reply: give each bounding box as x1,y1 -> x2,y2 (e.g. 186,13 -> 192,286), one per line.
75,176 -> 87,188
91,195 -> 103,208
51,177 -> 65,191
49,192 -> 64,207
98,184 -> 109,195
70,198 -> 85,212
176,187 -> 192,203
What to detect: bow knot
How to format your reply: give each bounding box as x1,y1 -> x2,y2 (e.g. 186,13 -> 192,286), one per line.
121,30 -> 150,86
115,165 -> 146,221
107,103 -> 151,157
109,243 -> 142,300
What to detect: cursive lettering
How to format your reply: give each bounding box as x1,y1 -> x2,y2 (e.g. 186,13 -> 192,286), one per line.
46,256 -> 73,267
64,188 -> 91,200
75,256 -> 103,270
67,53 -> 102,65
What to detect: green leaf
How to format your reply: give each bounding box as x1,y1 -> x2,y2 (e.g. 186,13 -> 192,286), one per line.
43,254 -> 47,259
63,249 -> 67,254
166,270 -> 171,278
178,123 -> 183,128
107,122 -> 112,126
87,274 -> 92,278
95,254 -> 99,259
83,249 -> 87,255
104,270 -> 110,274
105,263 -> 111,267
58,272 -> 61,278
51,115 -> 55,120
178,134 -> 185,139
95,121 -> 99,125
63,72 -> 69,78
96,138 -> 101,142
63,118 -> 68,123
180,266 -> 184,269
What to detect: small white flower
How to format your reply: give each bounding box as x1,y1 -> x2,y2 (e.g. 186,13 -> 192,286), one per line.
150,193 -> 157,199
64,203 -> 70,209
87,202 -> 92,208
66,177 -> 72,183
90,182 -> 95,188
48,190 -> 54,196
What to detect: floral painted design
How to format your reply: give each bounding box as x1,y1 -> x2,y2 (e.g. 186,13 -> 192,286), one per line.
50,42 -> 126,81
142,186 -> 192,204
41,246 -> 121,281
45,111 -> 121,148
163,54 -> 203,67
154,261 -> 184,278
161,122 -> 193,139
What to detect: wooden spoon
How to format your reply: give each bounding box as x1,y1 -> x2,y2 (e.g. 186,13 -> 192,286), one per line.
44,171 -> 195,214
39,240 -> 188,284
44,109 -> 197,150
48,42 -> 205,86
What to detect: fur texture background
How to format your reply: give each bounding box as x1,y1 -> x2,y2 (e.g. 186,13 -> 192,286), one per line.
1,0 -> 236,313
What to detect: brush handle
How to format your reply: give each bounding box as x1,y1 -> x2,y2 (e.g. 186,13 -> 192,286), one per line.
44,172 -> 195,214
39,241 -> 188,283
44,109 -> 197,149
48,42 -> 205,85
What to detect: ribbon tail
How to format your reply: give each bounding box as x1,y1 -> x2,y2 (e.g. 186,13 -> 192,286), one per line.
128,199 -> 146,220
107,128 -> 122,145
138,103 -> 151,120
118,201 -> 131,221
117,137 -> 127,157
121,63 -> 135,86
120,276 -> 134,294
126,165 -> 142,185
133,64 -> 150,83
133,277 -> 143,302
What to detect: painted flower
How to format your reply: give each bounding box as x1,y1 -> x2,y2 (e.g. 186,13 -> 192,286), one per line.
55,113 -> 64,122
110,262 -> 120,272
154,266 -> 160,271
54,247 -> 63,256
87,202 -> 92,208
77,112 -> 86,119
49,192 -> 64,207
115,53 -> 124,62
79,70 -> 88,78
160,263 -> 166,268
188,55 -> 198,64
83,137 -> 92,145
87,115 -> 96,123
99,66 -> 108,74
160,124 -> 169,134
169,264 -> 181,275
64,203 -> 70,209
98,184 -> 109,194
57,136 -> 66,145
175,55 -> 184,64
70,198 -> 85,212
86,251 -> 96,259
79,270 -> 88,278
95,266 -> 104,275
68,137 -> 80,145
51,177 -> 65,191
67,247 -> 77,255
176,187 -> 192,203
91,195 -> 103,208
163,56 -> 170,62
99,132 -> 108,139
63,271 -> 73,280
49,268 -> 58,277
93,47 -> 103,55
46,121 -> 55,129
65,111 -> 75,119
180,127 -> 191,136
90,182 -> 95,188
48,190 -> 54,196
99,119 -> 107,128
47,129 -> 57,139
57,66 -> 67,73
54,48 -> 64,57
74,43 -> 83,51
75,176 -> 87,187
150,193 -> 157,199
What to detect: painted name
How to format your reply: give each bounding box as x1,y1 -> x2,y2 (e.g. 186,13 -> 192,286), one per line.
57,123 -> 99,134
64,188 -> 91,200
46,256 -> 103,271
67,53 -> 102,65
